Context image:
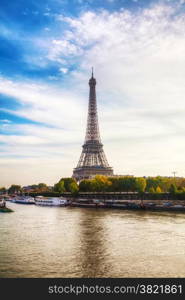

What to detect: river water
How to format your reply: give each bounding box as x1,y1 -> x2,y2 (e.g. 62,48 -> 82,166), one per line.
0,202 -> 185,278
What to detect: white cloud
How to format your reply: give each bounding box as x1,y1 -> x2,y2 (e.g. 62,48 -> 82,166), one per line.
48,75 -> 59,80
0,119 -> 12,123
0,77 -> 86,129
59,67 -> 68,74
1,2 -> 185,186
47,39 -> 83,64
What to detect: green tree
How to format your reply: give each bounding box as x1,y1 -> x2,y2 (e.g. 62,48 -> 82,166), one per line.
91,175 -> 112,192
146,176 -> 176,192
8,185 -> 22,194
135,177 -> 146,192
108,177 -> 120,192
146,177 -> 160,191
69,182 -> 79,195
30,185 -> 38,190
169,183 -> 177,194
59,178 -> 77,192
37,183 -> 49,192
54,181 -> 65,193
79,180 -> 93,192
38,183 -> 47,189
0,187 -> 6,194
149,187 -> 155,193
156,186 -> 162,193
109,176 -> 136,192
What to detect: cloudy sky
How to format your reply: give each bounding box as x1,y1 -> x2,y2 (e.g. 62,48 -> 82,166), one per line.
1,0 -> 185,187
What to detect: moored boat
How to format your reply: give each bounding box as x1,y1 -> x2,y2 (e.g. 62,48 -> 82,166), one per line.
71,202 -> 98,208
0,199 -> 13,212
0,199 -> 6,208
35,196 -> 68,206
1,195 -> 12,201
71,198 -> 106,208
11,196 -> 35,204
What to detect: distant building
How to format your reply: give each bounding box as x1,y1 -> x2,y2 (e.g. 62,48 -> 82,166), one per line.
22,186 -> 35,192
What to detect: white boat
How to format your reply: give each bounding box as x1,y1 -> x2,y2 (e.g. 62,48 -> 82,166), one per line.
11,196 -> 35,204
1,196 -> 12,201
35,196 -> 68,206
0,199 -> 6,208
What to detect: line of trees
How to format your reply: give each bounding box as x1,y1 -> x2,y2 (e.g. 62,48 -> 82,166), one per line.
53,175 -> 185,196
0,183 -> 51,195
1,175 -> 185,196
78,175 -> 185,194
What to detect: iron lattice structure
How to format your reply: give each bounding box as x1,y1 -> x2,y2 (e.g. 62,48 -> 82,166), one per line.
73,70 -> 113,181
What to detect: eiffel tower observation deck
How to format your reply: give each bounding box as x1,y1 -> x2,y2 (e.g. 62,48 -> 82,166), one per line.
72,69 -> 113,181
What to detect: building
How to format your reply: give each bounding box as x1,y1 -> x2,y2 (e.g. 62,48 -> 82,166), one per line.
72,70 -> 113,181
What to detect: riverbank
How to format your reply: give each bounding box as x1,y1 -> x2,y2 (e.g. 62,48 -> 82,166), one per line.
6,195 -> 185,212
0,207 -> 13,213
69,196 -> 185,211
70,201 -> 185,212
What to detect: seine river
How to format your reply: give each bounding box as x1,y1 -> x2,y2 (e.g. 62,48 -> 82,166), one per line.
0,202 -> 185,278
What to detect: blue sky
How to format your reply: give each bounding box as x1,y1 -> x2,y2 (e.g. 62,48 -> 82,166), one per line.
1,0 -> 185,187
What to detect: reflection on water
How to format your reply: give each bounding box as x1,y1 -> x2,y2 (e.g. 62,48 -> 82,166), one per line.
0,202 -> 185,277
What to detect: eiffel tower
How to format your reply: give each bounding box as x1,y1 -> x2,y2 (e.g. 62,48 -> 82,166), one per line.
72,69 -> 113,181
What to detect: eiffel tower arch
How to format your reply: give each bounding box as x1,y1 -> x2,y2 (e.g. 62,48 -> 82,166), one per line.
72,69 -> 113,181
